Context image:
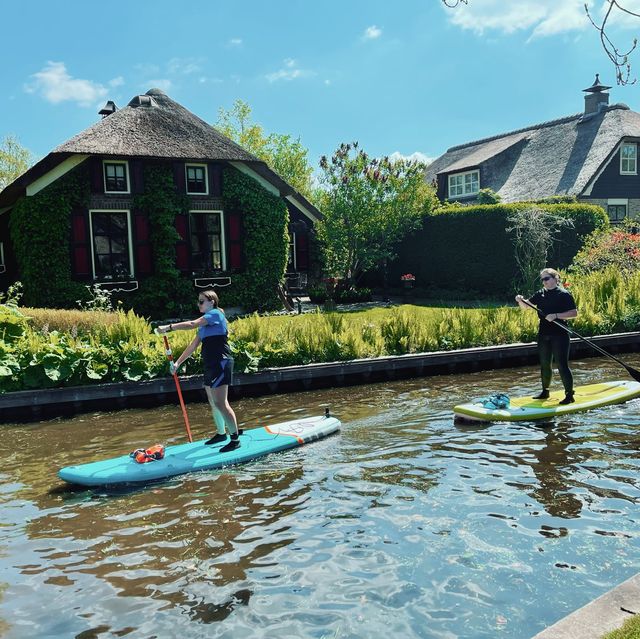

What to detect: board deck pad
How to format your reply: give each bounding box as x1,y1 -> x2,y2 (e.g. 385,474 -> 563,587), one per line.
59,415 -> 341,487
454,381 -> 640,423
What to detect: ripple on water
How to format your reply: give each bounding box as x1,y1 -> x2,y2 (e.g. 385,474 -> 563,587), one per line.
1,358 -> 640,638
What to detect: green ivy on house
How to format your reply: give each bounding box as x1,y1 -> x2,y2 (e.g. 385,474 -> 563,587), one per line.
9,164 -> 90,308
222,165 -> 288,311
129,163 -> 194,318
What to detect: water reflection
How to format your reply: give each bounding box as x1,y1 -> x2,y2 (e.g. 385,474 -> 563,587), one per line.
1,355 -> 640,638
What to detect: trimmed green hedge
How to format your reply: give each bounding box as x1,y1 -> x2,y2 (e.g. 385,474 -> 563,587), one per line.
390,203 -> 608,295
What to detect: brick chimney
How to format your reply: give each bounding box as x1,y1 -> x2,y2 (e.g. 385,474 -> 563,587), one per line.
583,74 -> 611,114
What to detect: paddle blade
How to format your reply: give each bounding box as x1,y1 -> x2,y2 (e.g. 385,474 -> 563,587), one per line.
625,364 -> 640,383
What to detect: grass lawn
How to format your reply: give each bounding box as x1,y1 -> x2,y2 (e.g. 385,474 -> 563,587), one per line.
601,614 -> 640,639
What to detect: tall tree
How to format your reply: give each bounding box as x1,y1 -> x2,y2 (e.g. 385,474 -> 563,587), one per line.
0,135 -> 33,191
316,142 -> 435,285
215,99 -> 314,199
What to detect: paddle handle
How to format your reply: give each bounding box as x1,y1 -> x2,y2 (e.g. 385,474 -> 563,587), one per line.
162,333 -> 193,443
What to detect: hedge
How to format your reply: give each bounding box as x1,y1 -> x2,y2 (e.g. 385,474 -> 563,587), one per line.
389,202 -> 608,295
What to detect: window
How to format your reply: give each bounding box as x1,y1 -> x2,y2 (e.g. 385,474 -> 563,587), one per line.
448,170 -> 479,198
89,210 -> 133,279
607,199 -> 628,223
190,210 -> 225,271
620,143 -> 637,175
186,164 -> 208,194
0,242 -> 5,273
287,232 -> 297,271
103,161 -> 129,193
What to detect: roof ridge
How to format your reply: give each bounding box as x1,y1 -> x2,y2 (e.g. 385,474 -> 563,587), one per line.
446,112 -> 584,153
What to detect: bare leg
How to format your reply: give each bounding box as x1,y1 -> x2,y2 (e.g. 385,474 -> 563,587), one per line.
210,385 -> 238,435
205,386 -> 227,435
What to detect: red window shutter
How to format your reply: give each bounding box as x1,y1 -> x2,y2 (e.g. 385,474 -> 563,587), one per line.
134,213 -> 152,275
296,232 -> 309,269
73,247 -> 90,276
176,244 -> 189,270
72,215 -> 86,242
227,212 -> 242,269
136,245 -> 152,273
175,214 -> 188,240
135,213 -> 150,241
71,209 -> 91,276
175,214 -> 189,271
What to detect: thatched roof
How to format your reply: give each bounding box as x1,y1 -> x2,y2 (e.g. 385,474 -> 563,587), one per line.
0,89 -> 321,218
425,103 -> 640,202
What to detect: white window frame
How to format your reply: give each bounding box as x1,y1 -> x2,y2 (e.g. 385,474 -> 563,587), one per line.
103,160 -> 130,194
88,209 -> 135,280
0,242 -> 5,273
620,143 -> 637,175
185,163 -> 209,195
448,169 -> 480,198
607,198 -> 628,224
189,209 -> 226,271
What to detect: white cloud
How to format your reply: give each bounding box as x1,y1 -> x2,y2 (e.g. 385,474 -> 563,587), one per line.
443,0 -> 593,37
167,57 -> 203,75
229,38 -> 243,46
109,76 -> 125,88
25,61 -> 108,107
364,25 -> 382,39
389,151 -> 434,166
266,59 -> 314,82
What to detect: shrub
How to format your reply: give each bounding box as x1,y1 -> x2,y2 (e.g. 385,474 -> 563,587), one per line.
570,221 -> 640,274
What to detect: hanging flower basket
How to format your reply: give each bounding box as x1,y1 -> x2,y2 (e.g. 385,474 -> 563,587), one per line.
400,273 -> 415,289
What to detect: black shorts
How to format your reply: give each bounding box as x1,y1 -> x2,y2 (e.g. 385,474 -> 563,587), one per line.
203,357 -> 234,388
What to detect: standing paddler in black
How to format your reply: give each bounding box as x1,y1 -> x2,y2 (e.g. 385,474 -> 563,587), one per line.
515,268 -> 578,405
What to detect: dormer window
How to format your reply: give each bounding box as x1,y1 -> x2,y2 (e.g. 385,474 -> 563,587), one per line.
620,143 -> 637,175
103,161 -> 130,193
448,170 -> 479,198
186,164 -> 208,195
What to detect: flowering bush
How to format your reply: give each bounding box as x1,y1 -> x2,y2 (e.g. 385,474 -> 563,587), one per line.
570,222 -> 640,274
400,273 -> 416,281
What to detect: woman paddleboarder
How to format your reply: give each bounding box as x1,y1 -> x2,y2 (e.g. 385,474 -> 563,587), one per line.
515,268 -> 578,404
157,290 -> 240,452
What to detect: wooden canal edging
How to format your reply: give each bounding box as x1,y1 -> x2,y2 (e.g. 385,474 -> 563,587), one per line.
1,331 -> 639,422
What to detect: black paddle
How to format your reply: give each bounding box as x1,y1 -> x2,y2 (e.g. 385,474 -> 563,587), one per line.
520,297 -> 640,383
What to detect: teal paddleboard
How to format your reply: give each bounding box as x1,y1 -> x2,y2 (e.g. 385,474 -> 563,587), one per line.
58,414 -> 341,486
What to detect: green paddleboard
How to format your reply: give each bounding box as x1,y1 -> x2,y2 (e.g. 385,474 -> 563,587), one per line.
454,380 -> 640,423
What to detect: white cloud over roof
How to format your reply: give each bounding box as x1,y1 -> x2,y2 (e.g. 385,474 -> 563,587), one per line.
25,61 -> 108,107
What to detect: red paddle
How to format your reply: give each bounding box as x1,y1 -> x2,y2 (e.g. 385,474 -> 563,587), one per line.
158,331 -> 193,443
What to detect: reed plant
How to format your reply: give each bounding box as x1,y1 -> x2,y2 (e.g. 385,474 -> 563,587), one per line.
1,267 -> 638,393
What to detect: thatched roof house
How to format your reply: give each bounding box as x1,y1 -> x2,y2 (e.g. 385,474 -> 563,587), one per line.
0,89 -> 319,312
425,76 -> 640,224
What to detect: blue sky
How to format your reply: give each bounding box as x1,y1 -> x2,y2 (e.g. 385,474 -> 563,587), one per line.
2,0 -> 639,168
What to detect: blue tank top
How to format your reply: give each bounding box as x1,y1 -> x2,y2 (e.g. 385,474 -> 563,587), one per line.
198,309 -> 231,362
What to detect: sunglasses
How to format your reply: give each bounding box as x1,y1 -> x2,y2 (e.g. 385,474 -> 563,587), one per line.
198,299 -> 208,304
541,276 -> 554,282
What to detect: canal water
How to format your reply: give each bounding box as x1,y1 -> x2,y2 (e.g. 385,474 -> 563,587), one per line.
2,356 -> 640,639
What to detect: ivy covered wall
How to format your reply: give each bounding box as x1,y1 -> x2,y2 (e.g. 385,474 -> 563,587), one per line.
9,164 -> 90,308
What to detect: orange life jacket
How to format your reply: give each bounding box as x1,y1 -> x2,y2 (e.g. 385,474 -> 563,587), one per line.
130,444 -> 165,464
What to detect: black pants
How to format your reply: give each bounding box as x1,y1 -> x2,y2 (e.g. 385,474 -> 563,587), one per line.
538,334 -> 573,394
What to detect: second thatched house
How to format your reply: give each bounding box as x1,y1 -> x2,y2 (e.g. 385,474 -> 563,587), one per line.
425,76 -> 640,225
0,88 -> 320,314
